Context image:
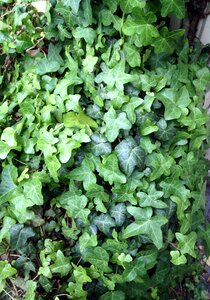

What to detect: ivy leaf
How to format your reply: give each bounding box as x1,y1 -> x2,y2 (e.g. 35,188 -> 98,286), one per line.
123,43 -> 141,67
50,250 -> 72,277
83,246 -> 111,272
23,178 -> 43,206
160,178 -> 191,201
110,203 -> 126,226
9,224 -> 35,252
115,137 -> 145,176
157,87 -> 191,120
0,261 -> 17,292
79,232 -> 97,253
160,0 -> 185,19
95,59 -> 138,91
175,232 -> 197,258
122,97 -> 143,124
45,155 -> 61,182
93,214 -> 115,235
89,133 -> 112,156
58,193 -> 90,224
24,280 -> 37,300
122,10 -> 159,46
153,27 -> 184,54
137,183 -> 167,209
170,251 -> 187,265
123,207 -> 167,249
180,106 -> 206,131
120,0 -> 146,13
0,165 -> 17,204
100,291 -> 125,300
98,153 -> 127,185
64,111 -> 98,129
104,106 -> 132,142
171,196 -> 190,221
62,0 -> 82,14
68,156 -> 96,190
148,152 -> 174,180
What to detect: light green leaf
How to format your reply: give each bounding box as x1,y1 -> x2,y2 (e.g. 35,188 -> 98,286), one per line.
170,250 -> 187,265
160,178 -> 191,201
148,152 -> 174,180
50,250 -> 72,277
175,232 -> 197,258
160,0 -> 185,19
73,27 -> 96,45
120,0 -> 145,13
68,156 -> 96,190
24,280 -> 37,300
100,291 -> 125,300
1,127 -> 17,147
62,0 -> 82,13
45,155 -> 61,182
23,178 -> 43,206
83,246 -> 111,272
79,232 -> 98,252
171,196 -> 190,221
0,261 -> 17,292
95,59 -> 138,91
104,106 -> 132,142
0,141 -> 11,159
0,165 -> 18,204
58,193 -> 90,224
98,153 -> 127,184
122,97 -> 143,124
123,43 -> 141,67
115,137 -> 145,176
153,27 -> 184,54
137,183 -> 167,208
123,207 -> 167,249
64,111 -> 98,129
122,10 -> 159,46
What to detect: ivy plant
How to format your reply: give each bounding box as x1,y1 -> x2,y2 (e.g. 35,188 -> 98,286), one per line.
0,0 -> 209,299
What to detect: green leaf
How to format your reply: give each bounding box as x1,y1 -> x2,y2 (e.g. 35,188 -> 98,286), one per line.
24,280 -> 37,300
45,155 -> 61,182
122,10 -> 159,46
115,137 -> 145,176
79,232 -> 97,252
122,97 -> 143,124
171,196 -> 190,221
120,0 -> 146,13
0,261 -> 17,292
83,246 -> 111,272
98,153 -> 127,185
153,27 -> 184,54
68,156 -> 96,190
175,232 -> 197,258
64,111 -> 98,129
160,0 -> 185,19
23,178 -> 43,206
157,87 -> 191,120
160,177 -> 191,201
1,127 -> 17,147
62,0 -> 82,13
110,203 -> 126,226
89,133 -> 112,156
9,224 -> 35,252
95,59 -> 138,91
51,250 -> 72,277
58,193 -> 90,224
123,207 -> 167,249
73,27 -> 97,45
170,250 -> 187,265
0,141 -> 11,159
0,165 -> 17,204
148,152 -> 174,180
123,43 -> 141,67
93,214 -> 115,235
104,106 -> 132,142
137,183 -> 167,208
100,291 -> 125,300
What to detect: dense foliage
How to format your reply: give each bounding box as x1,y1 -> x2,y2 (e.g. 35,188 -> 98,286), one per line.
0,0 -> 210,299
